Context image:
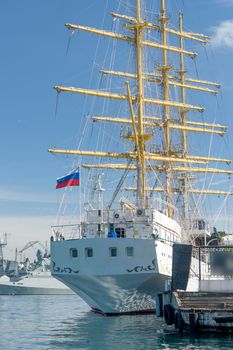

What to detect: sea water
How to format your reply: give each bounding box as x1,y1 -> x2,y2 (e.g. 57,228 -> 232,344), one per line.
0,295 -> 233,350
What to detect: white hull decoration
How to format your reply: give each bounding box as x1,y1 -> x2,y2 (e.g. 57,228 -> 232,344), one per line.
49,0 -> 232,315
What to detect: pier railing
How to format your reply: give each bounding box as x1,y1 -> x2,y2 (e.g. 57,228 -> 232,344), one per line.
194,245 -> 233,281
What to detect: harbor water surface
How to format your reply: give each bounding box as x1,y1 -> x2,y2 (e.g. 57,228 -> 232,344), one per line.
1,295 -> 233,350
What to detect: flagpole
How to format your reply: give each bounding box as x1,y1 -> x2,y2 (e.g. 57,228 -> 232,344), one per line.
78,166 -> 82,237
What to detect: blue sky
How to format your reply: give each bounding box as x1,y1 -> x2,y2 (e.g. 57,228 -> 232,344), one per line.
1,0 -> 233,258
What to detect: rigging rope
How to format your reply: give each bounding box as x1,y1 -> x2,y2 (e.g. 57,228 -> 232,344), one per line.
107,159 -> 133,209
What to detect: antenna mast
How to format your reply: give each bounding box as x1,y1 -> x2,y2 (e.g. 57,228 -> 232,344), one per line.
0,233 -> 8,276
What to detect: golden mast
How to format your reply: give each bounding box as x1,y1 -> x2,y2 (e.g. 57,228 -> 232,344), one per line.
49,0 -> 233,220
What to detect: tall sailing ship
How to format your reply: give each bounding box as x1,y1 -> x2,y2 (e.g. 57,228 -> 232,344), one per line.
49,0 -> 233,315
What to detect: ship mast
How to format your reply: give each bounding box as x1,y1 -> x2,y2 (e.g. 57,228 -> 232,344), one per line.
135,0 -> 146,208
159,0 -> 173,217
49,0 -> 233,217
179,12 -> 189,227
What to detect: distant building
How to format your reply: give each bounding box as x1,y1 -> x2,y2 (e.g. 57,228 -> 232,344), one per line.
223,234 -> 233,246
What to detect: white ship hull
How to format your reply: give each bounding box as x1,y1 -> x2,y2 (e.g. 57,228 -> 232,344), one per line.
51,238 -> 174,314
55,272 -> 169,314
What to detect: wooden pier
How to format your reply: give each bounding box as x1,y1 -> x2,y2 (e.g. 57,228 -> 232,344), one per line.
157,244 -> 233,334
158,291 -> 233,334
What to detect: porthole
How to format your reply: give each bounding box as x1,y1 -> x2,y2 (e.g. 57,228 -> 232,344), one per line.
70,248 -> 78,258
126,247 -> 134,257
109,247 -> 117,257
85,248 -> 93,258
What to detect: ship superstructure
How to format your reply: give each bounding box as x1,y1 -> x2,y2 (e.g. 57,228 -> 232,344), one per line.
49,0 -> 233,314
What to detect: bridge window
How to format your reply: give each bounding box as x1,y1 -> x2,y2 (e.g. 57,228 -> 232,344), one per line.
115,227 -> 125,238
85,248 -> 93,258
198,220 -> 205,230
70,248 -> 78,258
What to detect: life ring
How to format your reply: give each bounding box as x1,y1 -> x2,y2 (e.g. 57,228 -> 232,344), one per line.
163,304 -> 174,325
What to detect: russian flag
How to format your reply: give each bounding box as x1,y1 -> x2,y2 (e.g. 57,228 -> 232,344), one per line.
56,171 -> 80,189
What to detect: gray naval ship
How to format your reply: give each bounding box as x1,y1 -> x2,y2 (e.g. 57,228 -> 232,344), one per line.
0,238 -> 74,295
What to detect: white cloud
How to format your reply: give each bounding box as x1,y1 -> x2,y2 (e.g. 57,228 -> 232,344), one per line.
0,215 -> 55,259
211,20 -> 233,48
0,187 -> 55,203
0,214 -> 80,260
